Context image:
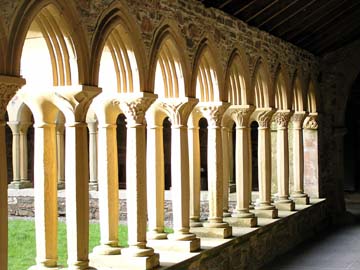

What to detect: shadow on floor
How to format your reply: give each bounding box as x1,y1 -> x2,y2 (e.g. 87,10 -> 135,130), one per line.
261,195 -> 360,270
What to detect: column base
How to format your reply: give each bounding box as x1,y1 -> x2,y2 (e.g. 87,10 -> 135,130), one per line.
66,260 -> 90,270
190,220 -> 203,228
252,206 -> 278,219
57,182 -> 65,190
88,182 -> 98,191
223,211 -> 232,217
28,264 -> 60,270
92,244 -> 121,255
148,237 -> 200,252
190,223 -> 232,238
89,252 -> 159,270
224,211 -> 257,227
147,230 -> 167,240
8,180 -> 32,189
291,194 -> 310,205
274,200 -> 295,211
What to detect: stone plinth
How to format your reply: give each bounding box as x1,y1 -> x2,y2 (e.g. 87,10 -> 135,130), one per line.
148,238 -> 200,253
89,253 -> 159,270
224,216 -> 257,227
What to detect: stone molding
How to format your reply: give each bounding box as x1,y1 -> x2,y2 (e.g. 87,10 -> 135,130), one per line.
197,102 -> 230,127
252,108 -> 275,128
290,111 -> 307,130
273,110 -> 292,129
228,105 -> 255,128
303,113 -> 318,130
0,75 -> 26,119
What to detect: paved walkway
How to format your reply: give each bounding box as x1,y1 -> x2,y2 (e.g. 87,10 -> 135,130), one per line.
262,194 -> 360,270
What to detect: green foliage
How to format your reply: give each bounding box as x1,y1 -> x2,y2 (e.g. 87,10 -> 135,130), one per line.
8,219 -> 128,270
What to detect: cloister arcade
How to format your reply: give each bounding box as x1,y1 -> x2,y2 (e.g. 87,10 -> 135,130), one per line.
0,1 -> 319,270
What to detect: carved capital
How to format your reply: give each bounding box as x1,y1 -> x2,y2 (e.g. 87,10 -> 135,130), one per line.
303,113 -> 318,130
54,85 -> 101,123
253,109 -> 275,128
0,76 -> 26,119
120,93 -> 156,126
157,98 -> 198,127
273,110 -> 292,129
197,102 -> 230,127
228,105 -> 255,128
290,111 -> 307,130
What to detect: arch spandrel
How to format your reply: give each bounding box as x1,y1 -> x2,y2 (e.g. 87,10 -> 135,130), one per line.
307,77 -> 317,113
90,3 -> 147,93
149,21 -> 190,98
8,0 -> 88,84
192,38 -> 224,102
252,56 -> 274,109
225,48 -> 252,106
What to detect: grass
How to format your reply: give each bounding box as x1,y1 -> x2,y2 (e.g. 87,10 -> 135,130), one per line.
8,219 -> 128,270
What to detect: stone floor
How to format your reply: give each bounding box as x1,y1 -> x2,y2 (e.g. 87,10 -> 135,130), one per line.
261,192 -> 360,270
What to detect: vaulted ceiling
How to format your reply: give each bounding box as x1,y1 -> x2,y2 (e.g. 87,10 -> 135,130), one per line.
200,0 -> 360,56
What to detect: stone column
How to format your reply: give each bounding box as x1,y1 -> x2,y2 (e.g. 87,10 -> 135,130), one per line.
191,103 -> 232,238
273,110 -> 295,211
188,110 -> 202,227
119,93 -> 158,264
32,120 -> 59,269
8,121 -> 21,188
93,119 -> 121,255
19,122 -> 32,185
228,128 -> 235,192
253,109 -> 278,219
53,86 -> 100,270
222,125 -> 231,217
88,121 -> 99,191
0,76 -> 25,270
19,88 -> 60,269
224,106 -> 257,227
56,122 -> 65,190
146,118 -> 166,240
290,112 -> 310,204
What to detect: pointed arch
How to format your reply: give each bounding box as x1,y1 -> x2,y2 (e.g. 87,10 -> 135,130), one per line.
225,48 -> 252,105
90,3 -> 147,93
149,22 -> 190,98
292,69 -> 306,112
8,0 -> 87,84
274,64 -> 291,110
307,77 -> 317,113
252,57 -> 274,108
192,39 -> 223,102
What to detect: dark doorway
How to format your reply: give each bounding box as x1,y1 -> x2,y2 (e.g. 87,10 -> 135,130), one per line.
251,121 -> 259,191
117,114 -> 127,189
199,118 -> 208,191
163,117 -> 172,190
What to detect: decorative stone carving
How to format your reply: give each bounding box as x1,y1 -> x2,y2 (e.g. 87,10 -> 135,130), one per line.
120,95 -> 156,126
303,113 -> 318,130
157,98 -> 198,127
0,76 -> 26,119
197,102 -> 230,127
290,111 -> 307,130
229,105 -> 255,127
256,109 -> 274,128
273,111 -> 292,129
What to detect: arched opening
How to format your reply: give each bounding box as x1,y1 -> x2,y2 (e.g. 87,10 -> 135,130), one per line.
199,118 -> 208,191
116,114 -> 127,189
251,121 -> 259,193
163,117 -> 172,190
344,73 -> 360,191
253,61 -> 272,108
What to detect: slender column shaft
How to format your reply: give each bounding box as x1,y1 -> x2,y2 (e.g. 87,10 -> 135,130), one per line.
228,129 -> 235,185
96,123 -> 119,251
222,127 -> 230,214
9,122 -> 21,182
257,127 -> 272,207
88,121 -> 98,191
65,122 -> 90,269
126,122 -> 153,255
19,124 -> 30,182
171,125 -> 192,237
293,127 -> 304,193
277,128 -> 289,199
0,122 -> 8,269
56,124 -> 65,189
207,124 -> 224,223
33,122 -> 58,268
248,126 -> 253,205
235,127 -> 251,212
189,125 -> 201,222
147,124 -> 165,237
